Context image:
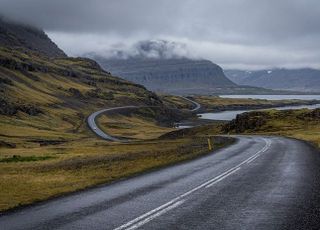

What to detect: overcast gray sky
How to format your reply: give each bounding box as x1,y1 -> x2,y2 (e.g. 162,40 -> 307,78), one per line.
1,0 -> 320,69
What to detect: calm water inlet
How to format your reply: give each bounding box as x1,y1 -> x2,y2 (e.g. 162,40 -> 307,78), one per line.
200,95 -> 320,121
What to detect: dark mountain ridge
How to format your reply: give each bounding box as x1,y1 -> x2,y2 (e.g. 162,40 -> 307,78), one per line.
225,68 -> 320,92
92,55 -> 238,94
90,40 -> 289,95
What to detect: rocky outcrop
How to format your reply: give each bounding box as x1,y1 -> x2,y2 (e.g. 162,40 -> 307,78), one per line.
222,108 -> 320,133
0,98 -> 42,116
222,111 -> 269,133
298,108 -> 320,120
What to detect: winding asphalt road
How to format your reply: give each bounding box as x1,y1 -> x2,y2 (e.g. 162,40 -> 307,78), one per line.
87,106 -> 138,142
1,136 -> 320,229
87,96 -> 201,141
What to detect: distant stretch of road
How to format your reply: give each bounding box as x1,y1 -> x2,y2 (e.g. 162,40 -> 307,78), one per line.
87,106 -> 138,141
87,97 -> 201,141
1,136 -> 320,229
179,96 -> 201,111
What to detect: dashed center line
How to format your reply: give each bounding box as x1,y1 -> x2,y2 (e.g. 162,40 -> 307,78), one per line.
205,167 -> 241,188
124,200 -> 186,230
114,138 -> 271,230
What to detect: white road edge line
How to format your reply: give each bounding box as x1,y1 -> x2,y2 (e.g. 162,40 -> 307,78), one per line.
114,138 -> 271,230
124,200 -> 186,230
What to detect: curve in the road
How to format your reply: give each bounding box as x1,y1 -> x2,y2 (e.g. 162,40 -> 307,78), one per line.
87,106 -> 138,142
179,96 -> 201,112
87,96 -> 201,141
1,136 -> 319,229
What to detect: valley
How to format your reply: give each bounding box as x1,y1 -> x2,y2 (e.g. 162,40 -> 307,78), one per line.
0,14 -> 319,230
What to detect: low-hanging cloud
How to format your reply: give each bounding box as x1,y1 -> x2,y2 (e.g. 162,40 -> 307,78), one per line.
86,40 -> 191,60
1,0 -> 320,69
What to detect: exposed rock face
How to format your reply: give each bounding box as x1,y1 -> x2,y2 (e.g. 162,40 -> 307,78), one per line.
222,108 -> 320,136
92,57 -> 237,94
299,108 -> 320,120
222,111 -> 268,133
224,68 -> 320,92
0,18 -> 66,58
0,98 -> 42,116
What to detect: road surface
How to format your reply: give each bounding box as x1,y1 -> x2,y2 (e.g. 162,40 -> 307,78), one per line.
1,136 -> 320,229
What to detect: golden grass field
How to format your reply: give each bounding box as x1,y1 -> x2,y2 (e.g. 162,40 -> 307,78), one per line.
98,113 -> 175,140
0,92 -> 226,212
0,128 -> 226,212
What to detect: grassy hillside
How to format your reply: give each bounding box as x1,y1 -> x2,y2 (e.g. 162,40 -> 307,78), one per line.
0,46 -> 164,148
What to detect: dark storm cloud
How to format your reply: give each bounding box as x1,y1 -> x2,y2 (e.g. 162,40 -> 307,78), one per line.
1,0 -> 320,69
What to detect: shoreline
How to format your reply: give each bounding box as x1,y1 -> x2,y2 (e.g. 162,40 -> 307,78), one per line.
175,101 -> 320,127
199,100 -> 320,113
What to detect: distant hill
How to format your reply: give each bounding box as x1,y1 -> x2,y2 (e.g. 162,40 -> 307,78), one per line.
93,56 -> 238,94
0,18 -> 66,58
225,68 -> 320,92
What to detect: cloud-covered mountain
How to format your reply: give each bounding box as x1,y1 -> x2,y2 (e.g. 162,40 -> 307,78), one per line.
88,40 -> 190,60
2,0 -> 320,70
0,18 -> 66,58
224,68 -> 320,92
95,57 -> 237,94
88,40 -> 240,94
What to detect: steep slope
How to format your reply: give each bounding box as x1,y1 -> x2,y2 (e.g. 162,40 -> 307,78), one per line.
0,18 -> 66,58
93,56 -> 237,94
225,69 -> 320,92
0,21 -> 167,148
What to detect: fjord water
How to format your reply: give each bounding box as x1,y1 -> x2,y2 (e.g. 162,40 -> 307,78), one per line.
200,95 -> 320,121
219,95 -> 320,100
